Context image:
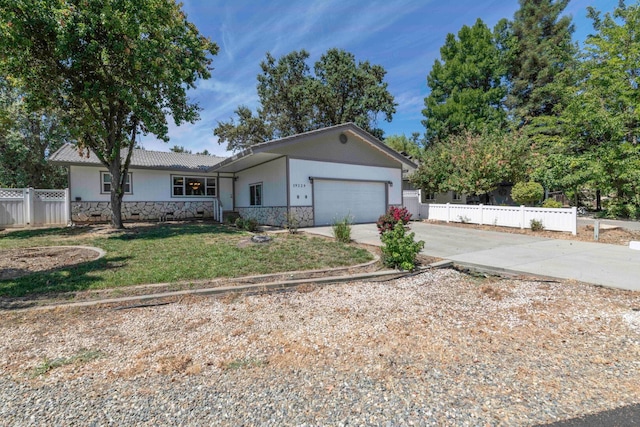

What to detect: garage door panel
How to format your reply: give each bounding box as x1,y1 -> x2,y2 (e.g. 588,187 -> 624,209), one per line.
314,180 -> 386,226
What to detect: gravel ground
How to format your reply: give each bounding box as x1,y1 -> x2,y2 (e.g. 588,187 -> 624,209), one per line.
1,269 -> 639,426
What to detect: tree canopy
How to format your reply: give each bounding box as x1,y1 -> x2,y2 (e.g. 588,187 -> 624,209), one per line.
422,18 -> 509,143
410,130 -> 529,198
0,78 -> 67,188
0,0 -> 218,227
215,48 -> 396,152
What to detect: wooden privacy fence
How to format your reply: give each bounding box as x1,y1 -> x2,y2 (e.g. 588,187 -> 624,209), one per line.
403,191 -> 577,235
0,188 -> 70,227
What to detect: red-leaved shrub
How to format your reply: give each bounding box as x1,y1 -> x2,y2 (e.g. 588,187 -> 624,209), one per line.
376,206 -> 412,234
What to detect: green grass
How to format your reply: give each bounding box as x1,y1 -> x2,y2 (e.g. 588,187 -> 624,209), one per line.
0,222 -> 373,297
31,348 -> 104,377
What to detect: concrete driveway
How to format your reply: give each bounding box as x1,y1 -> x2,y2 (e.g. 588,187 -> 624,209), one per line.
302,222 -> 640,291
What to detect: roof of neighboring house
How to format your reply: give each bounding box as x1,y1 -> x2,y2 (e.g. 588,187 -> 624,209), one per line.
49,144 -> 226,172
210,123 -> 418,173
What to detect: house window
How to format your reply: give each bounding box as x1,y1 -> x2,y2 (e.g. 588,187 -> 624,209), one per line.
101,172 -> 132,194
172,176 -> 216,197
426,192 -> 436,201
452,191 -> 462,201
249,183 -> 262,206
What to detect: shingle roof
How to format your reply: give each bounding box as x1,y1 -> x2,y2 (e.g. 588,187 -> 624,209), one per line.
49,144 -> 226,172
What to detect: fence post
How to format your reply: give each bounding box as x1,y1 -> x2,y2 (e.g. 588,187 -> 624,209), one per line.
446,203 -> 450,223
572,206 -> 577,236
26,187 -> 35,226
479,204 -> 484,225
65,188 -> 71,225
520,205 -> 525,229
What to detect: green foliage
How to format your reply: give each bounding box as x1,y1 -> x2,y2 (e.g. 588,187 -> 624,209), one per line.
551,1 -> 640,214
332,215 -> 352,243
235,217 -> 259,232
506,0 -> 576,124
542,199 -> 563,208
215,48 -> 396,151
235,217 -> 246,229
422,18 -> 508,142
0,79 -> 68,188
383,133 -> 423,158
284,211 -> 299,234
380,222 -> 425,271
530,219 -> 544,232
511,182 -> 544,206
31,349 -> 103,377
0,0 -> 218,227
411,130 -> 529,196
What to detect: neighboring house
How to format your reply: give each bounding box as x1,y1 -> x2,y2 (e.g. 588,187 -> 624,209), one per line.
49,123 -> 417,227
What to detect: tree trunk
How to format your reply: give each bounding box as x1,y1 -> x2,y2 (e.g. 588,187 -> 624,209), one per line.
596,189 -> 601,211
110,186 -> 124,229
109,162 -> 125,229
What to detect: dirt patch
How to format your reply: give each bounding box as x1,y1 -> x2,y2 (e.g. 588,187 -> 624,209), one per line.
0,246 -> 103,280
425,220 -> 640,246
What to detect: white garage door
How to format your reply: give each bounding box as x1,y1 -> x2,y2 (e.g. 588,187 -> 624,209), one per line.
314,179 -> 387,226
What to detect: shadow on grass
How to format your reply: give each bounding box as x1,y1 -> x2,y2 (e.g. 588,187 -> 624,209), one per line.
107,222 -> 242,241
0,255 -> 131,303
0,226 -> 84,241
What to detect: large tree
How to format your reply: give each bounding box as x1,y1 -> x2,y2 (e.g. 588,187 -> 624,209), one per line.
556,1 -> 640,216
0,0 -> 218,228
411,130 -> 530,199
506,0 -> 575,125
0,78 -> 67,188
215,48 -> 396,152
422,19 -> 509,143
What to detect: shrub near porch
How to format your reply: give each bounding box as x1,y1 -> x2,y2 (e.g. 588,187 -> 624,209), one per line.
0,223 -> 372,297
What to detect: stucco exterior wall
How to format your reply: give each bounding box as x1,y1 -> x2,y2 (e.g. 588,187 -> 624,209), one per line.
69,165 -> 220,203
270,130 -> 400,169
234,157 -> 287,208
289,159 -> 403,206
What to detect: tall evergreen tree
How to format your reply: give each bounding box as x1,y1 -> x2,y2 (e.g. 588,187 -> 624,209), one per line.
506,0 -> 576,125
422,19 -> 509,143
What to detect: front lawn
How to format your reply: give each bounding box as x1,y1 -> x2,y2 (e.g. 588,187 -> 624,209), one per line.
0,222 -> 373,297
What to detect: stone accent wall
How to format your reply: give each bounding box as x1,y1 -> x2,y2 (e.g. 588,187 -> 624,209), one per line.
71,201 -> 214,222
237,206 -> 287,227
289,206 -> 314,227
237,206 -> 314,228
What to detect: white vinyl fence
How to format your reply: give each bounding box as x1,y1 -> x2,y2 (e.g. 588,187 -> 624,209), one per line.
403,191 -> 577,235
0,188 -> 70,227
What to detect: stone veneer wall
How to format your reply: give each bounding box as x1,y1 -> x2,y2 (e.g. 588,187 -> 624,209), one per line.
71,201 -> 214,222
237,206 -> 314,227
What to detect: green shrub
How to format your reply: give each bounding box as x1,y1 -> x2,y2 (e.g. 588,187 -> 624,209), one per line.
376,206 -> 412,234
511,182 -> 544,206
284,211 -> 299,234
530,218 -> 544,231
542,199 -> 562,208
380,222 -> 425,271
244,218 -> 259,232
332,215 -> 352,243
235,217 -> 259,232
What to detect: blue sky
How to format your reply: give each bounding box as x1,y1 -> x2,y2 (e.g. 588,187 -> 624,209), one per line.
139,0 -> 615,156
